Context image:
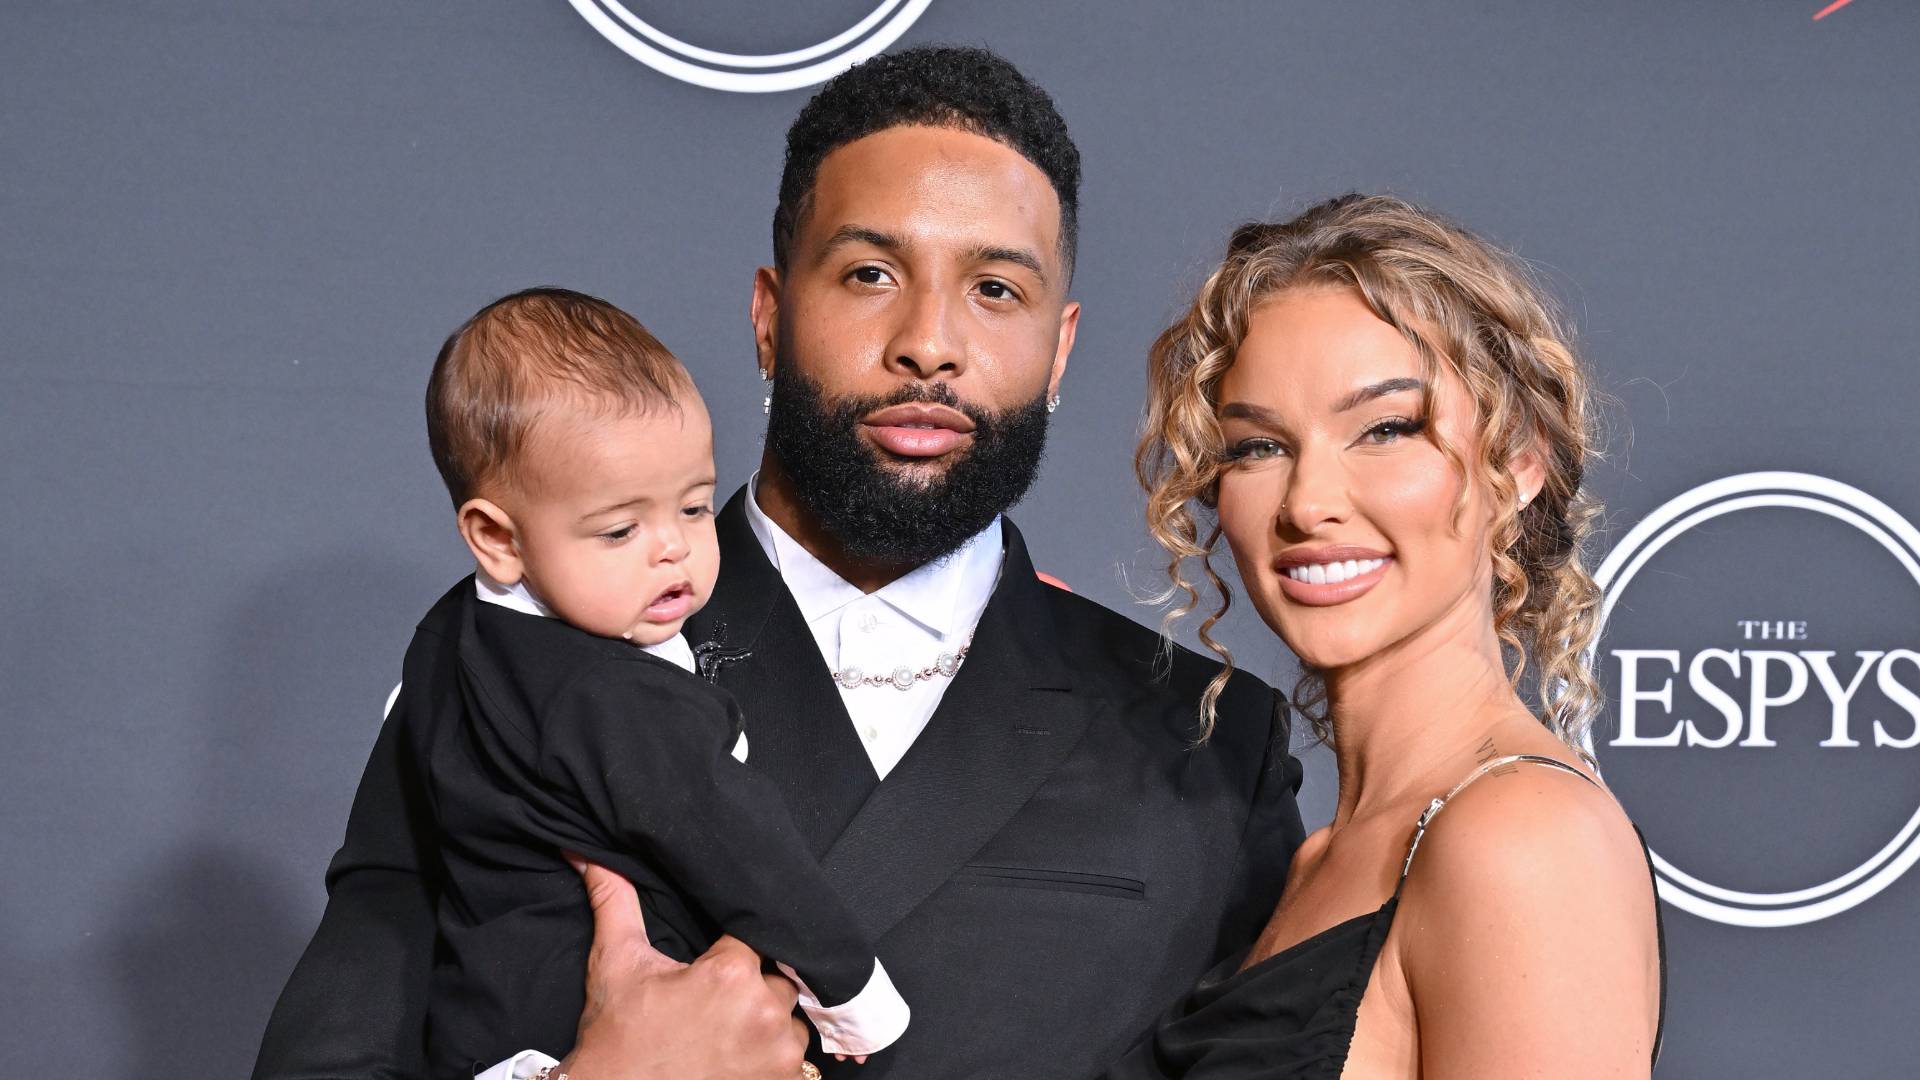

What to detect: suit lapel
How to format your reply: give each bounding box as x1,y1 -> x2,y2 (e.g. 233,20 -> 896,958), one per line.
686,488 -> 878,858
820,520 -> 1090,940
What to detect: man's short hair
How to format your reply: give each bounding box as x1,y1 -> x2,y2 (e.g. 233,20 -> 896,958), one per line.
772,44 -> 1081,280
425,287 -> 692,507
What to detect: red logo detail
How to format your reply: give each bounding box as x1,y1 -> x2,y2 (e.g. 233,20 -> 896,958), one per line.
1813,0 -> 1857,19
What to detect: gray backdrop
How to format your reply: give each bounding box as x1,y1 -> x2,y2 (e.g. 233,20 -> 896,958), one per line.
5,2 -> 1915,1075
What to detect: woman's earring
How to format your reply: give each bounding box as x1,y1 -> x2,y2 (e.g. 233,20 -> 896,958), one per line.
1046,394 -> 1060,414
761,369 -> 773,416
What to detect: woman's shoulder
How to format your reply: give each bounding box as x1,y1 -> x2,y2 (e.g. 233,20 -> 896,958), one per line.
1401,753 -> 1649,917
1390,751 -> 1662,1060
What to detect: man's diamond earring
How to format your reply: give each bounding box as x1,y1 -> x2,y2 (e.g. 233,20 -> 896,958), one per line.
1046,394 -> 1060,414
761,369 -> 773,416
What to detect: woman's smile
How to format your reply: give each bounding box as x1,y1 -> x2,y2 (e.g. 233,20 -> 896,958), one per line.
1273,547 -> 1394,606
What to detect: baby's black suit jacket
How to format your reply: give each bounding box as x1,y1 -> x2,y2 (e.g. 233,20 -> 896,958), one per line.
406,580 -> 885,1074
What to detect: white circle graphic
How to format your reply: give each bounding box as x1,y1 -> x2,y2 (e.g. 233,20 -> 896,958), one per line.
566,0 -> 935,93
1592,471 -> 1920,927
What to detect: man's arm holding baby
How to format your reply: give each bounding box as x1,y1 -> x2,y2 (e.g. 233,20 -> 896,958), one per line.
552,859 -> 812,1080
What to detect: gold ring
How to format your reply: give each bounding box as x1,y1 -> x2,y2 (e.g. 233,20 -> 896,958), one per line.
800,1063 -> 822,1080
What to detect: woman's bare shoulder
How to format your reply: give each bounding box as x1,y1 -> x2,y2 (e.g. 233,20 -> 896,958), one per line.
1400,756 -> 1651,924
1388,757 -> 1661,1074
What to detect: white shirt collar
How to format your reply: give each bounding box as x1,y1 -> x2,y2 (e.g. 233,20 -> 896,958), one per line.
472,570 -> 696,675
475,569 -> 552,618
741,471 -> 1002,637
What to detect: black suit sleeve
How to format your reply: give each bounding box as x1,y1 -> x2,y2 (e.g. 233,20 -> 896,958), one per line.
252,706 -> 437,1080
527,657 -> 883,1011
1211,688 -> 1307,962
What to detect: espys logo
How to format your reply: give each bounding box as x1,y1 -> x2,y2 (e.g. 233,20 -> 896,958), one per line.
565,0 -> 934,93
1594,472 -> 1920,927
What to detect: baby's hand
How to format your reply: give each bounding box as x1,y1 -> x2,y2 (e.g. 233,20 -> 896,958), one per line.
832,1054 -> 869,1064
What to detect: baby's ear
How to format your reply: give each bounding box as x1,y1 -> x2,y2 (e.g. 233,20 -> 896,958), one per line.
458,498 -> 523,584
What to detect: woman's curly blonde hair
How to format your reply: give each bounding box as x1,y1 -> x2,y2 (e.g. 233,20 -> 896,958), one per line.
1137,194 -> 1605,751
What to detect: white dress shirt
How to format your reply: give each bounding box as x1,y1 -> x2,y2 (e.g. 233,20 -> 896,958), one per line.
741,473 -> 1003,780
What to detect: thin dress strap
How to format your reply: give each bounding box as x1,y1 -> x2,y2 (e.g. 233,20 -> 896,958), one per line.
1398,754 -> 1599,879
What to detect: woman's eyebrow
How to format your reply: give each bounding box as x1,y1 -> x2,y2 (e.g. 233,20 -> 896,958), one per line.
1333,377 -> 1424,413
1218,401 -> 1286,426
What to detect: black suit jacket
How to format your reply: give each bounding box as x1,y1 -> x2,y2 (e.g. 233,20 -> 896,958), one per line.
408,581 -> 886,1076
254,489 -> 1305,1079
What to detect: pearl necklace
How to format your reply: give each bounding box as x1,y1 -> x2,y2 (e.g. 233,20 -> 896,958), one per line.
831,639 -> 971,691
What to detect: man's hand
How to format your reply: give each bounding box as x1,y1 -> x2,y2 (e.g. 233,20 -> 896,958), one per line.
556,855 -> 811,1080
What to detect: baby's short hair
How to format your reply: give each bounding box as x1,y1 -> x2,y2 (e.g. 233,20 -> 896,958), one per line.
426,287 -> 693,507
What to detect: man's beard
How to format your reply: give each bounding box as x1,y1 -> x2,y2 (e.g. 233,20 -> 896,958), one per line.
764,370 -> 1050,566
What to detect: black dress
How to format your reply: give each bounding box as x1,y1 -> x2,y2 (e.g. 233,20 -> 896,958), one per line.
1104,754 -> 1668,1078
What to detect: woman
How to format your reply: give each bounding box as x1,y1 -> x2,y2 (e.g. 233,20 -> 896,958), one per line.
1110,194 -> 1665,1077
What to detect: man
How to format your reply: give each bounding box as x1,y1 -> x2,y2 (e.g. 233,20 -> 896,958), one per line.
255,45 -> 1303,1079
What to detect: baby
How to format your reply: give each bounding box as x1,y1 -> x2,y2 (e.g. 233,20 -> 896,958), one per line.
395,287 -> 906,1073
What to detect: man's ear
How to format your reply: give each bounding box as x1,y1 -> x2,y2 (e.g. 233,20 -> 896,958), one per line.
750,266 -> 782,380
457,497 -> 524,584
1047,299 -> 1081,402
